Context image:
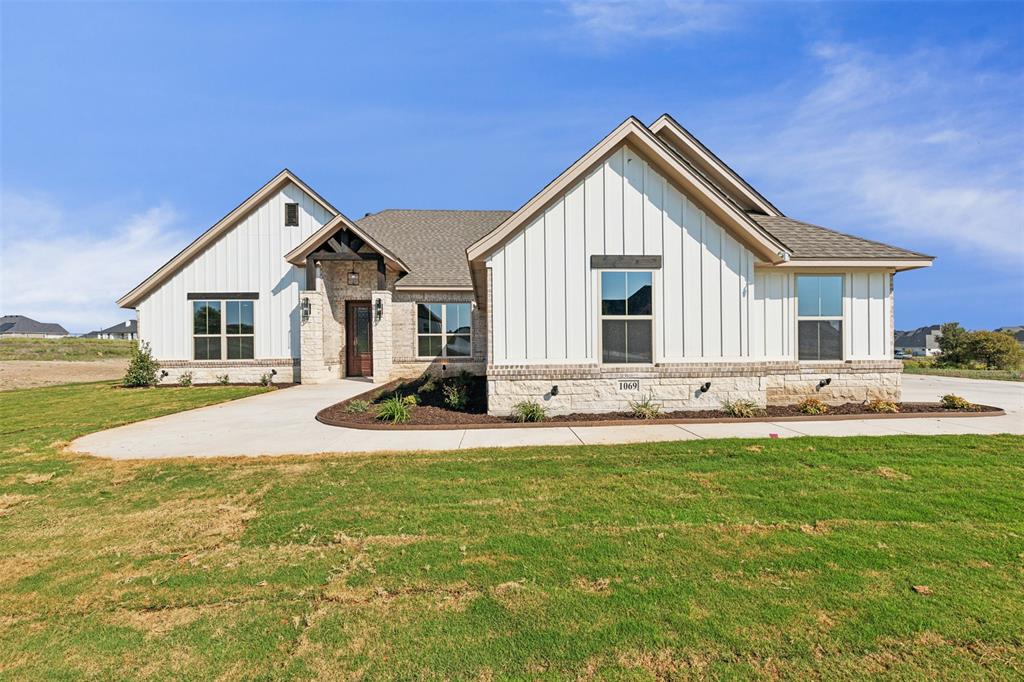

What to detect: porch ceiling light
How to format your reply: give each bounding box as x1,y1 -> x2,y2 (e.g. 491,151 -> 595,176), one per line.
347,268 -> 359,286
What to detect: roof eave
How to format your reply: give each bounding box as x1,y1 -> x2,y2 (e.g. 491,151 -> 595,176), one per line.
284,214 -> 411,273
761,258 -> 934,272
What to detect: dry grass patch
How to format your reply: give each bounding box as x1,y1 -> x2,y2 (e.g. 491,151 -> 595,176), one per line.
0,493 -> 34,516
876,466 -> 912,481
572,576 -> 613,595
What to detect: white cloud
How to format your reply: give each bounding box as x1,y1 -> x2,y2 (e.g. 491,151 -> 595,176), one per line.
716,42 -> 1024,268
0,193 -> 185,332
563,0 -> 736,43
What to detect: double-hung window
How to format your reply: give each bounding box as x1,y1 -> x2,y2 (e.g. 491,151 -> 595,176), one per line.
600,271 -> 653,364
797,275 -> 843,360
192,299 -> 255,360
417,303 -> 471,358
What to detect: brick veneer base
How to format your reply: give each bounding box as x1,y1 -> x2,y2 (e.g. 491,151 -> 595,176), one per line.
486,361 -> 902,416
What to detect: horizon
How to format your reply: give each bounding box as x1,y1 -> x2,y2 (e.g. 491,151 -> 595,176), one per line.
2,1 -> 1022,334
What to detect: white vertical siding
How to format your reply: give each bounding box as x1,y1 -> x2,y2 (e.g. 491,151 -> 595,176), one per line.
136,183 -> 331,360
485,142 -> 892,364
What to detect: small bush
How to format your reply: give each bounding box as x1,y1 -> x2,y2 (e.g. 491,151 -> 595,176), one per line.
403,394 -> 420,406
177,371 -> 193,388
866,399 -> 899,414
216,374 -> 230,385
940,393 -> 975,410
511,400 -> 546,423
629,394 -> 662,419
417,377 -> 438,394
797,397 -> 829,415
259,372 -> 273,387
442,382 -> 469,411
722,399 -> 761,418
377,395 -> 413,424
456,369 -> 474,386
122,341 -> 160,388
345,399 -> 370,414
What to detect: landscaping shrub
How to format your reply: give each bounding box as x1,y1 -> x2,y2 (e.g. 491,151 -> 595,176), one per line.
722,399 -> 762,418
403,394 -> 420,406
122,341 -> 160,388
866,399 -> 899,414
259,372 -> 274,387
796,397 -> 829,415
965,330 -> 1024,370
940,394 -> 975,410
377,395 -> 413,423
511,400 -> 546,423
177,371 -> 193,388
629,395 -> 662,419
345,399 -> 370,414
417,376 -> 438,394
216,374 -> 230,385
442,382 -> 469,411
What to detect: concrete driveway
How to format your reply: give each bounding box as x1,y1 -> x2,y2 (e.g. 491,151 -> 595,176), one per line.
70,374 -> 1023,460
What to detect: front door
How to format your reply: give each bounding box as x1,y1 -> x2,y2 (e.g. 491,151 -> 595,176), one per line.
345,301 -> 373,377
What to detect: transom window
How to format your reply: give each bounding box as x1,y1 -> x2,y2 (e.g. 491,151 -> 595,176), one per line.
417,303 -> 471,358
192,300 -> 255,360
600,271 -> 653,364
797,275 -> 843,360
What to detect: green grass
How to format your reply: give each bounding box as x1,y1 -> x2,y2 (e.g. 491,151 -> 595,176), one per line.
0,337 -> 135,361
902,359 -> 1023,382
1,383 -> 1022,679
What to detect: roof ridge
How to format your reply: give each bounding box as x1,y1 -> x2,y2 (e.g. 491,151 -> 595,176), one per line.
365,208 -> 514,214
758,215 -> 933,259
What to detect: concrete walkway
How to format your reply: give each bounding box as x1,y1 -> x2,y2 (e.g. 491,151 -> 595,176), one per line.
70,374 -> 1023,460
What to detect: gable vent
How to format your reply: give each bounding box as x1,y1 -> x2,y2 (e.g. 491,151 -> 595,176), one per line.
285,202 -> 299,227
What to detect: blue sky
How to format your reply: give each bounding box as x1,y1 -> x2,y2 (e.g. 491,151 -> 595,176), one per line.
2,1 -> 1022,333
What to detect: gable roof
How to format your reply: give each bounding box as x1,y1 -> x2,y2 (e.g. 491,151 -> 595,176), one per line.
467,117 -> 791,264
100,319 -> 138,335
357,210 -> 513,289
283,212 -> 410,272
118,169 -> 339,309
750,215 -> 933,264
649,114 -> 782,217
0,315 -> 69,336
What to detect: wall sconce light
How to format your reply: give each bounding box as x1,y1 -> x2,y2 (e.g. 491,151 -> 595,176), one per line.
699,381 -> 711,393
160,370 -> 169,380
347,268 -> 359,286
550,385 -> 559,397
374,297 -> 383,321
301,297 -> 311,322
441,363 -> 448,374
818,378 -> 832,388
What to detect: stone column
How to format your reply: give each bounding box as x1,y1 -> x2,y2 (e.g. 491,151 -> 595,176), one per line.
300,289 -> 329,384
371,290 -> 392,384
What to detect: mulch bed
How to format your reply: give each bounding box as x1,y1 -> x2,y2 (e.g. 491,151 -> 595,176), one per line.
115,382 -> 296,390
317,377 -> 1003,430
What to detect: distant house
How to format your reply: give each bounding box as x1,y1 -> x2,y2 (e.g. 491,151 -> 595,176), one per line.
0,315 -> 69,338
995,326 -> 1024,345
894,325 -> 942,356
83,320 -> 138,341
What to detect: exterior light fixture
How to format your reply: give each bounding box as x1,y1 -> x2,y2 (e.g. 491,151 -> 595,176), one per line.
818,378 -> 832,388
160,370 -> 169,379
347,269 -> 359,286
301,297 -> 311,322
550,385 -> 559,396
374,297 -> 383,321
699,382 -> 711,393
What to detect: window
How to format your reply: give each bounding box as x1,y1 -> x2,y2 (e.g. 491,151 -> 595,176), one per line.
192,299 -> 254,359
417,303 -> 471,357
284,202 -> 299,227
797,275 -> 843,360
600,271 -> 653,364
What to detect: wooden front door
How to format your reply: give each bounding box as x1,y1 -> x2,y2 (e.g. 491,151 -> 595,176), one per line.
345,301 -> 373,377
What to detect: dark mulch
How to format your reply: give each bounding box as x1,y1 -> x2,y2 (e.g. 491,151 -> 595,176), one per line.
317,376 -> 1002,429
115,382 -> 295,390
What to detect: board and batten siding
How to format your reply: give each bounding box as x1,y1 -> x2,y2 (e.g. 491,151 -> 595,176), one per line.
136,183 -> 332,360
486,144 -> 892,364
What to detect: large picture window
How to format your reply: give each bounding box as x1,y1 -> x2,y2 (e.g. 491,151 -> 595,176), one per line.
417,303 -> 471,358
600,271 -> 653,364
797,275 -> 843,360
192,299 -> 254,360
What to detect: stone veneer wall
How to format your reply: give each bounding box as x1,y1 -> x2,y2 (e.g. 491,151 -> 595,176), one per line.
486,361 -> 902,416
158,359 -> 299,384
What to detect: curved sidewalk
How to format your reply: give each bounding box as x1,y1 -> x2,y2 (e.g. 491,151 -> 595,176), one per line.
70,374 -> 1024,460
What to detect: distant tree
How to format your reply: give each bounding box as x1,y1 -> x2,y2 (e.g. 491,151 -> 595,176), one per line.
936,322 -> 968,366
964,330 -> 1024,370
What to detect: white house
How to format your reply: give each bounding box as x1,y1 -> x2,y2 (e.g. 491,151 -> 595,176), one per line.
119,115 -> 932,414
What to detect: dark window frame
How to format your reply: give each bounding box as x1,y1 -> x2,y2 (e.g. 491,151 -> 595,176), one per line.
796,275 -> 844,361
191,298 -> 255,360
284,202 -> 299,227
599,270 -> 654,365
416,302 -> 472,358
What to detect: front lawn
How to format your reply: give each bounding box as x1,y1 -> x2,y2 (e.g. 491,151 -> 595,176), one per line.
0,337 -> 135,361
1,383 -> 1022,679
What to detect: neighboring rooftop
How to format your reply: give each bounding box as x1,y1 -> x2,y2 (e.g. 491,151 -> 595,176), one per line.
84,320 -> 138,337
749,215 -> 933,261
357,209 -> 513,289
894,324 -> 943,349
0,315 -> 69,337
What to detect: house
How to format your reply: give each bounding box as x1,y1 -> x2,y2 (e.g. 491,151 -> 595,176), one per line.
0,315 -> 69,338
894,324 -> 943,356
119,115 -> 933,413
83,320 -> 138,340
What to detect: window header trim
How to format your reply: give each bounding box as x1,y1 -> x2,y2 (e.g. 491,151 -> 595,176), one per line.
591,255 -> 662,270
187,292 -> 259,300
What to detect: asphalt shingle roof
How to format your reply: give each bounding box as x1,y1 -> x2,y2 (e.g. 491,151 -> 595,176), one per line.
356,209 -> 513,288
0,315 -> 69,336
750,215 -> 932,261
